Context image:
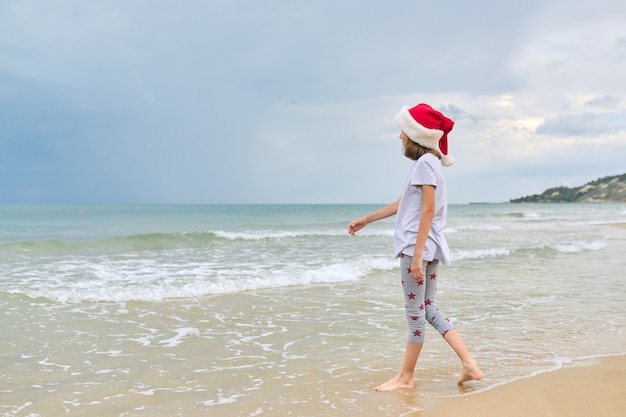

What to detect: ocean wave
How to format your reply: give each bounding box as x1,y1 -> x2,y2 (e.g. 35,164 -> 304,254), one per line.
1,229 -> 378,258
1,256 -> 398,303
213,228 -> 393,240
521,212 -> 543,218
450,238 -> 607,261
451,247 -> 512,261
505,211 -> 529,218
213,229 -> 344,240
551,240 -> 607,253
448,224 -> 504,232
0,233 -> 220,257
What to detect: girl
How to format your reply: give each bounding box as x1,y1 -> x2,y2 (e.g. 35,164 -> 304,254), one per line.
348,103 -> 482,392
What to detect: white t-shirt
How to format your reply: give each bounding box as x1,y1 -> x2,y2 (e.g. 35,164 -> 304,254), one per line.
394,153 -> 451,265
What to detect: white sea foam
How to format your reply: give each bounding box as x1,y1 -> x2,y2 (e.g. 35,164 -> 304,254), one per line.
214,230 -> 312,240
201,393 -> 247,406
552,240 -> 607,253
452,247 -> 512,260
158,327 -> 200,347
454,224 -> 504,231
213,229 -> 349,240
213,228 -> 392,240
523,212 -> 543,218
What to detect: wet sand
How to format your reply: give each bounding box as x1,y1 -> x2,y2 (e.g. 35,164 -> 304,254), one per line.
422,355 -> 626,417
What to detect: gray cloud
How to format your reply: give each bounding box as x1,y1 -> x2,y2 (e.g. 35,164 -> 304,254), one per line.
439,105 -> 482,123
584,95 -> 622,109
535,112 -> 626,137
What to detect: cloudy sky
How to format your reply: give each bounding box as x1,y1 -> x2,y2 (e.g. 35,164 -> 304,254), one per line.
1,0 -> 625,204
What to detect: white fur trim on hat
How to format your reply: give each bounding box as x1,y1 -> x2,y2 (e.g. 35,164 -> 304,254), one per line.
394,106 -> 443,149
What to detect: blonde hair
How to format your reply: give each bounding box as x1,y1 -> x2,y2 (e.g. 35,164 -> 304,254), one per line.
403,140 -> 442,161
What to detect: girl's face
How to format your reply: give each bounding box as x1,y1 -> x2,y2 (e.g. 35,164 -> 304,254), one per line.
399,131 -> 410,148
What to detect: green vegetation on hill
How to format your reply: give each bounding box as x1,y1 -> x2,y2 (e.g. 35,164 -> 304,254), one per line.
510,173 -> 626,203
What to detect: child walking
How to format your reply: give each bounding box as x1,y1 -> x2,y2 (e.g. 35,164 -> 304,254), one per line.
348,103 -> 482,392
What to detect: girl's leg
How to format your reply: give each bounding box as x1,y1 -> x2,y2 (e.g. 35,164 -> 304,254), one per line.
443,330 -> 483,384
374,255 -> 426,391
423,261 -> 483,384
423,260 -> 455,336
374,342 -> 422,391
402,255 -> 427,345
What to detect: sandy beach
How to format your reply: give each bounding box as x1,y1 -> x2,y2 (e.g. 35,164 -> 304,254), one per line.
422,355 -> 626,417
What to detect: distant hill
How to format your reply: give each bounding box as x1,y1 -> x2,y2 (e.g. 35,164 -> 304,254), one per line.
510,173 -> 626,203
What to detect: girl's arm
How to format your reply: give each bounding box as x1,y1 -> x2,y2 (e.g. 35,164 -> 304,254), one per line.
410,185 -> 435,280
347,198 -> 400,235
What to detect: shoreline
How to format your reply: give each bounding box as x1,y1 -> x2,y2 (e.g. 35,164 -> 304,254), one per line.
421,355 -> 626,417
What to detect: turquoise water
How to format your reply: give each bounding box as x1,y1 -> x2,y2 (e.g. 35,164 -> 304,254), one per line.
1,204 -> 625,416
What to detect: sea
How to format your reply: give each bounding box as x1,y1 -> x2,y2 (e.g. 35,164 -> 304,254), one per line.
1,203 -> 625,417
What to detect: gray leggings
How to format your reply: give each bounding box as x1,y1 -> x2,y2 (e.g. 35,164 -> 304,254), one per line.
400,255 -> 455,344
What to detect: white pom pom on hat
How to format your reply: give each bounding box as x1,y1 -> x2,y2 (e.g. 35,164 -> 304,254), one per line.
394,103 -> 455,167
441,154 -> 454,167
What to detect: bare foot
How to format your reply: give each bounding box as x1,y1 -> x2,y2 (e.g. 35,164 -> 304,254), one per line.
374,374 -> 415,392
457,360 -> 483,385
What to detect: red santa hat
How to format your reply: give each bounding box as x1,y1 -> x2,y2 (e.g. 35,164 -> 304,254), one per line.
394,103 -> 455,167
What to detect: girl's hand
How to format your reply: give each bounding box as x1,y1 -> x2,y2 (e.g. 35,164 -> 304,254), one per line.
347,199 -> 400,236
347,218 -> 367,235
411,254 -> 424,280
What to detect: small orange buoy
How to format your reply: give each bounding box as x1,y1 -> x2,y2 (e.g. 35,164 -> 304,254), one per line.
79,210 -> 84,215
